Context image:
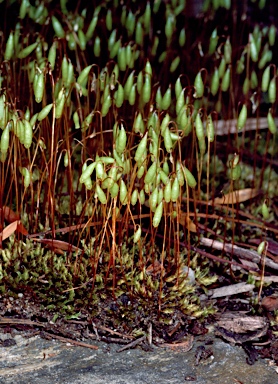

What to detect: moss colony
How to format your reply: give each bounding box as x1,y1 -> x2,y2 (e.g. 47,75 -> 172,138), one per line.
0,0 -> 277,328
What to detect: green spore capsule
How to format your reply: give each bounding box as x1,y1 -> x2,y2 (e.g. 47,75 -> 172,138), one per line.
164,180 -> 172,203
267,109 -> 277,134
261,200 -> 270,220
195,112 -> 205,154
268,76 -> 276,104
175,76 -> 182,99
211,68 -> 220,96
116,124 -> 127,155
194,71 -> 204,98
269,24 -> 276,46
237,104 -> 247,130
161,86 -> 171,110
115,84 -> 124,108
142,75 -> 151,104
52,16 -> 65,38
133,226 -> 141,243
128,84 -> 136,106
120,179 -> 128,205
135,132 -> 148,163
171,177 -> 180,202
124,70 -> 134,99
96,184 -> 107,204
261,63 -> 270,91
34,71 -> 44,103
144,161 -> 157,185
170,56 -> 180,73
153,201 -> 163,228
179,28 -> 186,47
18,41 -> 38,59
131,189 -> 138,206
183,167 -> 197,188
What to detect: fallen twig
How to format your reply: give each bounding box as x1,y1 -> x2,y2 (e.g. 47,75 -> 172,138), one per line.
200,237 -> 278,271
117,335 -> 146,352
41,331 -> 98,350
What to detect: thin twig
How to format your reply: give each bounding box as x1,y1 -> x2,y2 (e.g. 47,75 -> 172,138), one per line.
117,335 -> 146,352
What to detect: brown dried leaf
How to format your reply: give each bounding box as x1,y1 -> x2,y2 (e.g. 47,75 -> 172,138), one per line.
160,335 -> 194,352
1,206 -> 20,222
146,260 -> 164,276
262,296 -> 278,312
31,238 -> 82,253
178,213 -> 197,232
0,221 -> 19,241
209,188 -> 259,205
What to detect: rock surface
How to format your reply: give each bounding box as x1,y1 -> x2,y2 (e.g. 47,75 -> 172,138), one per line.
0,331 -> 277,384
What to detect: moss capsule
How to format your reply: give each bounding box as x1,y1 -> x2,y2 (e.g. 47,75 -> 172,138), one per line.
135,133 -> 148,163
120,179 -> 128,205
94,36 -> 101,57
161,86 -> 171,110
4,32 -> 14,60
144,161 -> 157,185
96,184 -> 107,204
261,200 -> 270,220
86,15 -> 98,40
38,103 -> 53,121
170,56 -> 180,73
52,16 -> 65,38
116,125 -> 127,155
237,104 -> 247,130
142,75 -> 151,104
23,119 -> 33,148
131,189 -> 138,206
194,71 -> 204,99
221,66 -> 231,92
149,187 -> 158,212
128,84 -> 136,106
211,68 -> 219,96
18,41 -> 38,59
153,201 -> 163,228
101,95 -> 112,117
164,126 -> 173,153
133,226 -> 141,243
267,109 -> 277,134
110,182 -> 119,198
261,66 -> 270,92
48,41 -> 57,69
171,177 -> 180,202
269,24 -> 276,46
80,162 -> 96,183
195,113 -> 206,154
183,167 -> 197,188
115,84 -> 124,108
268,76 -> 276,104
124,70 -> 134,99
34,71 -> 44,103
257,241 -> 267,256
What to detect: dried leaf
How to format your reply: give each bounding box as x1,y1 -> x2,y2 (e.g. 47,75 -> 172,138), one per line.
262,296 -> 278,311
209,188 -> 259,205
178,213 -> 197,232
1,206 -> 20,222
0,221 -> 19,241
159,335 -> 194,352
31,238 -> 81,253
16,222 -> 29,236
146,260 -> 164,276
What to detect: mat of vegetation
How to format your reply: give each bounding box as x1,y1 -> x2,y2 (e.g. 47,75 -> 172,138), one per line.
0,0 -> 278,366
